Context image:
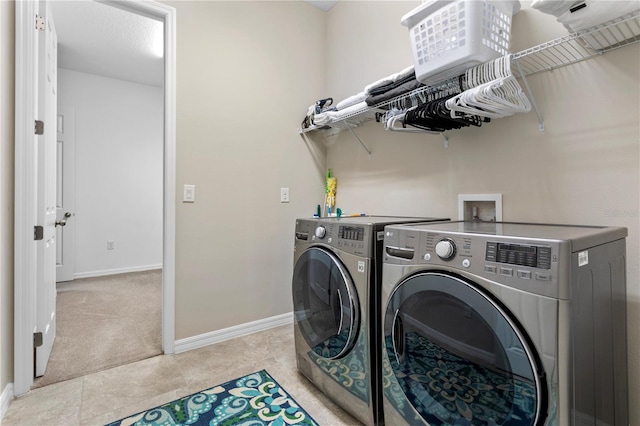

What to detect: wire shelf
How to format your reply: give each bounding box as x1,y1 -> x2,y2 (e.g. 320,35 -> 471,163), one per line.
512,10 -> 640,78
299,9 -> 640,136
298,76 -> 462,136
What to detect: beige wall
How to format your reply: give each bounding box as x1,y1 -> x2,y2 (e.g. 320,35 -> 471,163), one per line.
323,1 -> 640,424
1,2 -> 637,423
1,0 -> 327,393
166,1 -> 327,339
0,0 -> 15,393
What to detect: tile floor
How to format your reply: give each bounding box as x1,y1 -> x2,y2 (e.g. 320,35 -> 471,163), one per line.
2,324 -> 361,426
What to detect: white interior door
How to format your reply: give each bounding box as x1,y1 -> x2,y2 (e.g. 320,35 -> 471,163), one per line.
15,0 -> 176,395
56,107 -> 75,283
35,0 -> 58,377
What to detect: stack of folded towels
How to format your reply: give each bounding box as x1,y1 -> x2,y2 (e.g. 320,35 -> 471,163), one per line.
311,65 -> 423,128
364,65 -> 422,106
313,92 -> 368,127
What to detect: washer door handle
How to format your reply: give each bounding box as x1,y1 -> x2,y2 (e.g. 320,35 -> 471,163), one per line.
336,290 -> 344,336
392,309 -> 405,364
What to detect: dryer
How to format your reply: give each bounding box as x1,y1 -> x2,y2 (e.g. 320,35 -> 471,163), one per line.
381,221 -> 628,426
292,216 -> 449,426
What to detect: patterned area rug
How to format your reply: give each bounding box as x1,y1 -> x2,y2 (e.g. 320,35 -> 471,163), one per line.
105,370 -> 319,426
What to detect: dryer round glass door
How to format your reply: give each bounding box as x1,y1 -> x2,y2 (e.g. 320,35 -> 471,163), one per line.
383,272 -> 545,425
292,247 -> 360,359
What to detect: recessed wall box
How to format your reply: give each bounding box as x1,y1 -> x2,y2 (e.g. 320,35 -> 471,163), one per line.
458,194 -> 503,222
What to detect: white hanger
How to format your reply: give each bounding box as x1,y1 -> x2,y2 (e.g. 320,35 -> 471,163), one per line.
447,55 -> 531,119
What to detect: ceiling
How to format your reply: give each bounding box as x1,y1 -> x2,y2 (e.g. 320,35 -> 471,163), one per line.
50,1 -> 164,87
49,1 -> 336,88
304,0 -> 338,11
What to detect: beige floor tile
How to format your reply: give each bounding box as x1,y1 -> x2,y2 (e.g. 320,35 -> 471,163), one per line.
80,389 -> 185,426
79,355 -> 187,421
2,378 -> 84,426
174,355 -> 279,398
2,325 -> 362,426
171,335 -> 270,386
242,324 -> 297,367
267,364 -> 362,426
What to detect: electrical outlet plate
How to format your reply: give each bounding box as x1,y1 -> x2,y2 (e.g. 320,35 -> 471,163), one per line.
280,187 -> 290,203
458,194 -> 502,222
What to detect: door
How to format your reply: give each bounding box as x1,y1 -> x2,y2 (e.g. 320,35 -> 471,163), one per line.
55,107 -> 75,282
15,0 -> 176,396
35,0 -> 58,377
292,247 -> 360,358
383,271 -> 545,425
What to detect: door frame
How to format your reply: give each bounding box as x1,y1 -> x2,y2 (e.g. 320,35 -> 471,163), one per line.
14,0 -> 176,396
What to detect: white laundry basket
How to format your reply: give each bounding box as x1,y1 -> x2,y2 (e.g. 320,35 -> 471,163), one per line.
401,0 -> 521,85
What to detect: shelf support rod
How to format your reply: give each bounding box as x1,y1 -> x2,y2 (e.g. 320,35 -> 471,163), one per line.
514,57 -> 545,131
342,120 -> 372,157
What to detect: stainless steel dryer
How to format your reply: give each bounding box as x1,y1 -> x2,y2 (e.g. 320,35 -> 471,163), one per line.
292,216 -> 449,426
381,221 -> 628,426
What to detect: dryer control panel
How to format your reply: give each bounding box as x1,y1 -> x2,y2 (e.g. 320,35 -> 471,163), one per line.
383,225 -> 568,299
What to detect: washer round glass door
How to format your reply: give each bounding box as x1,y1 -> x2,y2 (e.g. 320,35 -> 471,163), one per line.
293,247 -> 360,359
384,272 -> 544,425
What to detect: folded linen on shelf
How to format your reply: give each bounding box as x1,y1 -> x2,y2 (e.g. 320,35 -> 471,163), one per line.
336,92 -> 367,110
365,78 -> 423,106
364,65 -> 415,95
312,101 -> 370,126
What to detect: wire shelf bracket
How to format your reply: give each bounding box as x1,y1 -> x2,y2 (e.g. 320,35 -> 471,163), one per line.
342,119 -> 372,157
513,57 -> 544,131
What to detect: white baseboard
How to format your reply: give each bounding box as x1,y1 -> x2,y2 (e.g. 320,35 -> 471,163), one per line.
0,383 -> 13,422
175,312 -> 293,354
73,264 -> 163,280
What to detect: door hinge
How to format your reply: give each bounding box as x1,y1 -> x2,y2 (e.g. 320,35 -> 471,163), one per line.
34,332 -> 43,348
35,120 -> 44,135
34,226 -> 44,241
35,15 -> 45,31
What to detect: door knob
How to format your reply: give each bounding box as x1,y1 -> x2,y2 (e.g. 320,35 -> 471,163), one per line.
56,212 -> 72,227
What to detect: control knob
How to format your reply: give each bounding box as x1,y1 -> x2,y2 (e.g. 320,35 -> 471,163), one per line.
435,239 -> 456,260
315,226 -> 326,239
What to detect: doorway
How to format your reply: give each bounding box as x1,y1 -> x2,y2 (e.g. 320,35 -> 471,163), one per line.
14,0 -> 176,396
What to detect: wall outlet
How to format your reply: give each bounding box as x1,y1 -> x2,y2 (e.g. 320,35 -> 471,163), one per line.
107,240 -> 115,250
280,187 -> 290,203
458,194 -> 502,222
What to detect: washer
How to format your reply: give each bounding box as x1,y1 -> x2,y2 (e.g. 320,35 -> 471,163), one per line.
381,221 -> 628,426
292,216 -> 449,426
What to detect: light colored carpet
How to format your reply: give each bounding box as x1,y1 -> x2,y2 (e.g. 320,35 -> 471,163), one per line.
33,269 -> 162,388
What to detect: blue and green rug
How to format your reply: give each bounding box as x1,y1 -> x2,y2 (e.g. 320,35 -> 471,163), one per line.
105,370 -> 319,426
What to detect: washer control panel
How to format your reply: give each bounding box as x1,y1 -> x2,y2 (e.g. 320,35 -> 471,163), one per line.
295,219 -> 371,257
485,242 -> 551,269
383,225 -> 563,298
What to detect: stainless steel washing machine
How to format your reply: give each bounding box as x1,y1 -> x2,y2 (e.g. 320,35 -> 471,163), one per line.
292,216 -> 449,426
381,221 -> 628,426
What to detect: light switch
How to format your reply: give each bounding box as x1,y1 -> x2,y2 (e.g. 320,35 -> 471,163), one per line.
183,185 -> 195,203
